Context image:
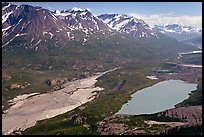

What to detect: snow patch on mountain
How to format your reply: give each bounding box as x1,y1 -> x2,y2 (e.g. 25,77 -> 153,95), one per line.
2,26 -> 11,32
31,38 -> 34,43
50,12 -> 58,22
70,7 -> 84,12
34,40 -> 41,46
2,3 -> 11,11
15,33 -> 27,37
82,38 -> 87,45
54,12 -> 71,17
98,14 -> 158,38
53,7 -> 111,36
2,11 -> 13,23
43,31 -> 54,39
67,32 -> 70,37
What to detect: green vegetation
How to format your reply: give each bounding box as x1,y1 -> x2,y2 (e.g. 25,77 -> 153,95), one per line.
2,30 -> 200,135
22,64 -> 202,135
2,31 -> 196,72
176,79 -> 202,107
161,125 -> 202,135
180,53 -> 202,65
22,67 -> 160,135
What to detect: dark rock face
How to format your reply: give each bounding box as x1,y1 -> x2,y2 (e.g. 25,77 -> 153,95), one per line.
69,114 -> 87,125
112,80 -> 126,92
2,71 -> 11,81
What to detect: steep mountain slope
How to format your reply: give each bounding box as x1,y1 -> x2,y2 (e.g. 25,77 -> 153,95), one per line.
181,37 -> 202,48
2,2 -> 72,48
98,14 -> 158,38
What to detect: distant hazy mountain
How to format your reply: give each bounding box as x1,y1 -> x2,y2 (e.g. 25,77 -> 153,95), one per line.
153,24 -> 202,41
98,14 -> 159,38
153,24 -> 201,33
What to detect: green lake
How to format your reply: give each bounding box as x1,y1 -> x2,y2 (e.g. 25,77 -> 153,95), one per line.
116,80 -> 197,115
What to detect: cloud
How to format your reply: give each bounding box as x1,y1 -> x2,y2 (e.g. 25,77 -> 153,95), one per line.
129,13 -> 202,28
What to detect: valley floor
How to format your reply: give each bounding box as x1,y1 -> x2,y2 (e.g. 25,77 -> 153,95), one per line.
2,60 -> 202,135
2,68 -> 117,135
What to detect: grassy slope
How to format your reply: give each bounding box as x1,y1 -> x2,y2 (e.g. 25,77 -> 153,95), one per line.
2,31 -> 196,71
180,53 -> 202,65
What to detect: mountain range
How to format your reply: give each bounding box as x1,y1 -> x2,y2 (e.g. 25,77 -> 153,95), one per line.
2,2 -> 197,71
153,24 -> 201,34
98,14 -> 159,38
153,24 -> 202,43
2,2 -> 161,47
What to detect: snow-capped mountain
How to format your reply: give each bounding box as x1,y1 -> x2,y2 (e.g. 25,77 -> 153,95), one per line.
2,2 -> 197,73
98,14 -> 159,38
53,7 -> 112,35
2,2 -> 197,52
153,24 -> 202,34
153,24 -> 202,41
2,2 -> 73,48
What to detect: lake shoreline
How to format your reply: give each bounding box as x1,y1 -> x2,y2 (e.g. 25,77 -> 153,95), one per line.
116,79 -> 198,115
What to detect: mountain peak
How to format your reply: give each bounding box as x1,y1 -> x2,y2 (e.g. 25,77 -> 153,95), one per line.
70,7 -> 84,12
165,24 -> 180,29
54,7 -> 91,17
2,3 -> 72,47
98,13 -> 158,38
2,2 -> 12,10
53,7 -> 111,33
